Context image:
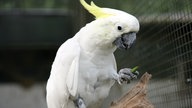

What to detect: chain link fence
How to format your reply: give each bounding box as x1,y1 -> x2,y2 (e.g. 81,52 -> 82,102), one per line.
114,0 -> 192,107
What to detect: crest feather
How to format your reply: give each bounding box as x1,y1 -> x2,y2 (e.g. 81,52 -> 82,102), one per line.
80,0 -> 113,19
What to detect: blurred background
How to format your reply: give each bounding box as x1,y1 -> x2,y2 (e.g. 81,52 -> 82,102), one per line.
0,0 -> 191,108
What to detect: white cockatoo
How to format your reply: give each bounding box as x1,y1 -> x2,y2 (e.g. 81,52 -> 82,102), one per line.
46,0 -> 140,108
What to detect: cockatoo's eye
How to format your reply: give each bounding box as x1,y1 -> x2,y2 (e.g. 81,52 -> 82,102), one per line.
117,26 -> 122,31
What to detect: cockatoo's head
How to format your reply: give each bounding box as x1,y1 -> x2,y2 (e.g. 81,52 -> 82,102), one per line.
79,0 -> 139,51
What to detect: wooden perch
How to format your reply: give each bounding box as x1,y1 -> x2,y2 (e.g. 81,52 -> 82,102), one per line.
110,72 -> 154,108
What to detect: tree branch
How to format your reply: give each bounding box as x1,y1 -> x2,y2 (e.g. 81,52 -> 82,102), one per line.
110,72 -> 154,108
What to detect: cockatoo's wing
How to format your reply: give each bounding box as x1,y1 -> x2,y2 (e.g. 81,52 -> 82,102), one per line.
57,37 -> 80,97
46,38 -> 80,108
66,46 -> 80,97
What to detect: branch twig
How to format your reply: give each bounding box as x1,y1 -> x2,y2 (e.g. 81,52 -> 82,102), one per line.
110,72 -> 154,108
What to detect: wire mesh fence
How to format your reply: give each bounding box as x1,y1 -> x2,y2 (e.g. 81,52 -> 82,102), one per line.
115,0 -> 192,107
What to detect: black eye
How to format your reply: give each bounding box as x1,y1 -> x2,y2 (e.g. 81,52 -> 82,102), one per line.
117,26 -> 122,31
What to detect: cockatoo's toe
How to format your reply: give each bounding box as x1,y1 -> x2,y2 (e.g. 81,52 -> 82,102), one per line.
118,68 -> 139,84
73,95 -> 86,108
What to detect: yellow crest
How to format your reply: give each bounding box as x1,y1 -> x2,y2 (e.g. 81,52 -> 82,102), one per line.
80,0 -> 113,19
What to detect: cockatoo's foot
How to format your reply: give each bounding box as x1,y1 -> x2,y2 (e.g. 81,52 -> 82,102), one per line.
73,96 -> 86,108
117,68 -> 139,84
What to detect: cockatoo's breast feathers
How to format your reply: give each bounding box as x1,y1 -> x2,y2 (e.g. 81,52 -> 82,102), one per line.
80,0 -> 114,19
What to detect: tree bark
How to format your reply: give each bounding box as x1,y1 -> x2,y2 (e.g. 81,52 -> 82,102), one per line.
110,72 -> 154,108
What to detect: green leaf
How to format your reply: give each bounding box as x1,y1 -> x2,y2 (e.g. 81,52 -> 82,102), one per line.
131,66 -> 139,73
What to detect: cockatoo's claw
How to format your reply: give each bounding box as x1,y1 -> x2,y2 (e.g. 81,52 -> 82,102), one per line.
74,96 -> 86,108
134,70 -> 139,76
118,68 -> 139,84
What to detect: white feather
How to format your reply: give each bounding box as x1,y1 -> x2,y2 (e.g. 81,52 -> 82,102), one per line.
46,37 -> 80,108
66,53 -> 80,97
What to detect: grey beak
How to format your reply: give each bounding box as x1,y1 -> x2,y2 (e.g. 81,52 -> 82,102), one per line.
113,32 -> 136,50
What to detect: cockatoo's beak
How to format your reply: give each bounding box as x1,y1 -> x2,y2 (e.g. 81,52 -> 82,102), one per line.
113,32 -> 136,50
